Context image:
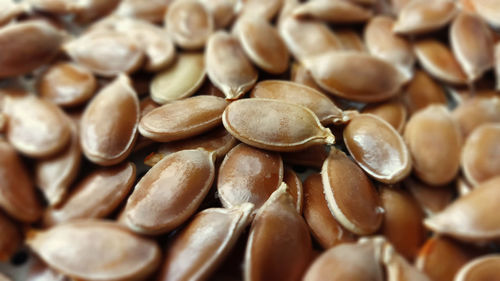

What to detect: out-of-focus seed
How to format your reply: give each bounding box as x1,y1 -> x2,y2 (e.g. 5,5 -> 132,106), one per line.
150,52 -> 205,104
290,62 -> 327,93
26,256 -> 69,281
27,220 -> 161,281
403,177 -> 454,216
382,242 -> 431,281
470,0 -> 500,29
200,0 -> 237,28
496,43 -> 500,90
452,96 -> 500,138
402,70 -> 447,115
335,29 -> 366,52
0,272 -> 11,281
0,211 -> 21,261
114,0 -> 172,23
390,0 -> 412,14
321,148 -> 383,235
158,204 -> 253,281
205,31 -> 258,100
284,168 -> 303,214
281,145 -> 329,170
456,177 -> 473,197
121,149 -> 216,235
362,99 -> 407,133
454,255 -> 500,281
0,0 -> 25,27
80,75 -> 139,166
293,0 -> 372,23
238,0 -> 283,21
393,0 -> 457,34
223,98 -> 335,152
244,183 -> 312,281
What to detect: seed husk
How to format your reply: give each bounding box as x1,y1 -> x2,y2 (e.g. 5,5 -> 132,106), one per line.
80,75 -> 139,166
381,242 -> 431,281
165,0 -> 214,50
121,149 -> 216,235
454,255 -> 500,281
402,70 -> 447,115
139,95 -> 228,142
470,0 -> 500,28
293,0 -> 373,23
43,162 -> 136,226
0,0 -> 25,27
150,52 -> 205,104
114,0 -> 171,23
239,0 -> 283,21
335,29 -> 366,52
284,168 -> 303,214
290,62 -> 327,93
281,145 -> 329,169
305,51 -> 407,103
0,210 -> 22,261
393,0 -> 457,35
200,0 -> 237,28
403,176 -> 454,216
158,204 -> 254,281
217,143 -> 283,210
27,220 -> 161,281
343,114 -> 412,183
362,99 -> 407,133
321,148 -> 383,235
205,31 -> 258,100
452,96 -> 500,138
303,173 -> 356,249
244,183 -> 312,281
222,98 -> 335,152
404,105 -> 462,186
27,0 -> 84,13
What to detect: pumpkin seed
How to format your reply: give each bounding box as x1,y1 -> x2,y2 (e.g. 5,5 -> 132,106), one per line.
281,145 -> 329,170
402,70 -> 447,115
470,0 -> 500,28
293,0 -> 373,23
452,96 -> 500,138
27,256 -> 69,281
200,0 -> 237,28
114,0 -> 171,23
284,168 -> 303,214
335,29 -> 366,52
239,0 -> 283,21
403,176 -> 454,216
0,0 -> 25,27
454,255 -> 500,281
382,242 -> 431,281
362,99 -> 407,133
393,0 -> 457,34
0,210 -> 21,261
290,62 -> 327,94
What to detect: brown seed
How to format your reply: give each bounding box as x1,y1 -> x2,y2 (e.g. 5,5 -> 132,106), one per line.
27,256 -> 69,281
452,96 -> 500,138
403,177 -> 454,216
362,99 -> 407,133
81,75 -> 139,166
282,145 -> 329,170
424,176 -> 500,242
139,95 -> 228,142
402,70 -> 447,115
244,183 -> 312,281
72,0 -> 121,23
454,255 -> 500,281
0,211 -> 21,261
393,0 -> 457,34
290,62 -> 327,93
335,29 -> 366,52
293,0 -> 373,23
165,0 -> 214,50
321,148 -> 383,235
382,242 -> 431,281
303,173 -> 356,249
200,0 -> 237,28
27,220 -> 161,281
404,105 -> 462,186
158,204 -> 253,281
218,143 -> 283,210
43,162 -> 136,226
284,168 -> 303,214
121,149 -> 216,234
343,114 -> 412,183
456,176 -> 473,197
114,0 -> 172,23
390,0 -> 412,14
496,43 -> 500,90
37,62 -> 97,107
4,95 -> 71,158
0,20 -> 64,78
239,0 -> 283,21
414,40 -> 468,85
306,52 -> 406,103
470,0 -> 500,29
223,98 -> 335,152
151,52 -> 205,104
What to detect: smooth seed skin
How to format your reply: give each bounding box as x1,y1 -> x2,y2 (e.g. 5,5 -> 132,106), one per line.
239,0 -> 283,21
382,243 -> 431,281
471,0 -> 500,28
454,255 -> 500,281
452,96 -> 500,138
293,0 -> 373,23
0,211 -> 22,261
200,0 -> 237,29
402,70 -> 447,115
281,145 -> 329,169
114,0 -> 170,23
393,0 -> 457,35
284,168 -> 304,214
403,177 -> 454,216
362,99 -> 407,133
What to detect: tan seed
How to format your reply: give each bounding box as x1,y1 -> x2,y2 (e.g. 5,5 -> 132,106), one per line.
27,256 -> 69,281
470,0 -> 500,29
403,177 -> 454,216
281,145 -> 329,170
393,0 -> 457,34
452,96 -> 500,138
456,177 -> 474,197
455,255 -> 500,281
114,0 -> 172,23
0,211 -> 21,261
402,70 -> 447,115
239,0 -> 283,21
293,0 -> 373,23
335,29 -> 366,52
290,62 -> 327,93
496,43 -> 500,90
362,99 -> 407,133
284,168 -> 303,214
199,0 -> 237,28
27,0 -> 85,13
0,0 -> 25,27
382,242 -> 431,281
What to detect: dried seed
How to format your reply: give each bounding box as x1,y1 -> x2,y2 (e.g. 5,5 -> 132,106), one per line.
452,96 -> 500,138
293,0 -> 373,23
284,168 -> 303,214
303,173 -> 356,249
200,0 -> 237,28
456,177 -> 473,197
133,97 -> 159,151
306,52 -> 406,103
0,211 -> 21,261
166,0 -> 214,50
362,99 -> 407,133
335,29 -> 366,52
251,80 -> 345,125
404,105 -> 462,186
381,242 -> 431,281
454,255 -> 500,281
121,149 -> 216,234
461,123 -> 500,187
281,145 -> 329,170
496,43 -> 500,90
239,0 -> 283,21
393,0 -> 457,34
27,256 -> 69,281
424,176 -> 500,242
402,70 -> 447,115
0,20 -> 64,78
321,148 -> 383,235
81,75 -> 139,166
151,52 -> 205,104
139,95 -> 228,142
4,95 -> 71,158
222,98 -> 335,152
244,183 -> 312,281
218,143 -> 283,209
43,162 -> 136,226
27,220 -> 161,281
28,0 -> 84,13
403,177 -> 454,216
158,204 -> 253,281
390,0 -> 412,14
0,0 -> 25,27
470,0 -> 500,29
414,40 -> 468,85
114,0 -> 172,23
290,62 -> 326,93
234,17 -> 289,74
343,114 -> 412,183
450,12 -> 494,81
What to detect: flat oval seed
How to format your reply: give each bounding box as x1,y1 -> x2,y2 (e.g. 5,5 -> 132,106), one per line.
321,148 -> 383,235
37,62 -> 97,107
403,177 -> 454,216
0,20 -> 64,78
239,0 -> 282,20
281,145 -> 329,169
165,0 -> 214,50
218,143 -> 283,209
402,70 -> 447,115
306,52 -> 406,103
235,17 -> 289,74
393,0 -> 457,34
382,243 -> 431,281
303,173 -> 356,249
291,62 -> 327,93
43,162 -> 136,226
81,75 -> 139,166
114,0 -> 170,23
199,0 -> 236,28
362,99 -> 407,133
455,255 -> 500,281
414,40 -> 467,85
122,149 -> 216,235
27,220 -> 161,281
158,204 -> 253,281
223,98 -> 335,152
205,31 -> 258,100
27,256 -> 69,281
284,168 -> 303,214
471,0 -> 500,28
404,105 -> 462,186
497,44 -> 500,90
244,184 -> 312,281
0,211 -> 22,261
151,52 -> 205,104
0,0 -> 25,27
335,29 -> 366,52
424,176 -> 500,242
139,95 -> 228,142
452,96 -> 500,138
293,0 -> 373,23
4,95 -> 71,158
344,114 -> 412,183
251,80 -> 345,125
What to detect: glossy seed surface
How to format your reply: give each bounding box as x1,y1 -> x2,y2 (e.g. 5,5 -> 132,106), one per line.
393,0 -> 457,34
362,99 -> 407,133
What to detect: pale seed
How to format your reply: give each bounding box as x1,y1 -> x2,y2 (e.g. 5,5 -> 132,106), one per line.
452,96 -> 500,138
335,29 -> 366,52
0,0 -> 26,27
200,0 -> 237,29
0,211 -> 21,261
238,0 -> 283,21
114,0 -> 172,23
381,242 -> 431,281
403,176 -> 454,216
293,0 -> 373,23
393,0 -> 457,35
73,0 -> 122,23
284,168 -> 303,214
456,177 -> 473,197
470,0 -> 500,29
454,255 -> 500,281
28,0 -> 84,13
222,98 -> 335,152
402,70 -> 447,115
390,0 -> 412,14
362,99 -> 407,133
281,145 -> 329,170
